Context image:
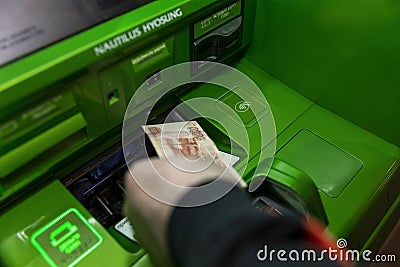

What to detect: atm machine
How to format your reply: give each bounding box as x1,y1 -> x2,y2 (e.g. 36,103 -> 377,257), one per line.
0,0 -> 399,266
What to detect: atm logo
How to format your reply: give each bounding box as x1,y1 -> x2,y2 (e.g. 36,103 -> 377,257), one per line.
142,8 -> 183,33
94,8 -> 183,56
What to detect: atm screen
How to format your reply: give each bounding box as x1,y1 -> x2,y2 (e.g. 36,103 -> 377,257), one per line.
0,0 -> 154,66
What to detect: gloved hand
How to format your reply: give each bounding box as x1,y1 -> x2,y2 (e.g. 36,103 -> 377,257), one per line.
123,157 -> 241,266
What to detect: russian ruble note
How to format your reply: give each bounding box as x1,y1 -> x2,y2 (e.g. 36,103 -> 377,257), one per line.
142,121 -> 225,166
142,121 -> 246,187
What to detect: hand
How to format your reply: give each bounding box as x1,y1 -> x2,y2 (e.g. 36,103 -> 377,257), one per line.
124,157 -> 241,266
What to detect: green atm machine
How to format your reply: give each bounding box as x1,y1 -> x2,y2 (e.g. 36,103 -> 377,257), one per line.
0,0 -> 399,266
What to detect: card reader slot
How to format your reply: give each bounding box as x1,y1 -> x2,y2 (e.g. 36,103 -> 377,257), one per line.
193,16 -> 242,62
249,158 -> 329,225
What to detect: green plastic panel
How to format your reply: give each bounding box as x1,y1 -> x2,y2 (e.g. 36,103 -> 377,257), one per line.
217,87 -> 270,127
277,129 -> 363,197
0,0 -> 257,206
246,0 -> 400,147
0,89 -> 77,152
277,104 -> 400,247
1,1 -> 399,266
0,181 -> 144,267
187,57 -> 399,249
0,113 -> 86,178
31,208 -> 103,267
250,158 -> 328,224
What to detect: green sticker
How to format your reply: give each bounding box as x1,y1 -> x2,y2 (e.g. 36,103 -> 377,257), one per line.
31,208 -> 103,267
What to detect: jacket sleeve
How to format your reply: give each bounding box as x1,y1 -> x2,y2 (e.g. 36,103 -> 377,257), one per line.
167,181 -> 342,267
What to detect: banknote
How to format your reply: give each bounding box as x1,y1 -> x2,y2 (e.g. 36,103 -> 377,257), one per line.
142,121 -> 247,187
142,121 -> 226,167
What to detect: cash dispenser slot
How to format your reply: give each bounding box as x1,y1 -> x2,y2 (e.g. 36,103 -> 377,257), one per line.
191,12 -> 243,75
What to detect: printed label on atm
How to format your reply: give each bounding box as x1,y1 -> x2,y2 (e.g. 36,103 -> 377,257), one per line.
114,217 -> 138,243
194,0 -> 242,39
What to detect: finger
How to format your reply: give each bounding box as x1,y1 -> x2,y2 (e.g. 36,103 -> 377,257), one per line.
130,157 -> 240,187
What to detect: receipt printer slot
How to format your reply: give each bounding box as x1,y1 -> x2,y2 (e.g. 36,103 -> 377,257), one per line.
193,16 -> 242,61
